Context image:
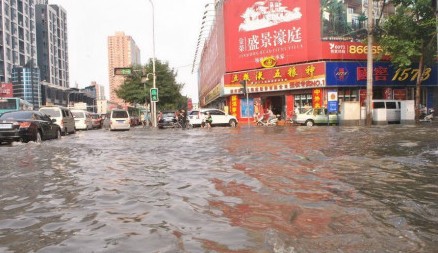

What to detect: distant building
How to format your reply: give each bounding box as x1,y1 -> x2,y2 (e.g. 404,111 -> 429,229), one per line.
12,66 -> 41,108
35,2 -> 69,88
107,31 -> 141,106
89,81 -> 106,100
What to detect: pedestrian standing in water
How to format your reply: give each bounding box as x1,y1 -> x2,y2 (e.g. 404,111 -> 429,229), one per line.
205,112 -> 212,128
180,109 -> 187,129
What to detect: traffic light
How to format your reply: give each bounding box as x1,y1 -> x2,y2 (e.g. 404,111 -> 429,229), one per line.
150,88 -> 159,102
113,67 -> 132,76
240,80 -> 247,96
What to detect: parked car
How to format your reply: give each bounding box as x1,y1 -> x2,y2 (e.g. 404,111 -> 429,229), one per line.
158,111 -> 177,129
0,110 -> 61,144
106,109 -> 130,131
292,107 -> 338,126
188,108 -> 238,127
39,106 -> 76,135
71,109 -> 93,130
90,113 -> 102,129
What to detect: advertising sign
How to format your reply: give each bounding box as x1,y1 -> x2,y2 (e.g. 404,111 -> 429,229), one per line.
224,61 -> 326,95
327,90 -> 338,113
0,83 -> 13,98
224,0 -> 309,72
312,88 -> 322,108
326,62 -> 438,87
222,0 -> 393,73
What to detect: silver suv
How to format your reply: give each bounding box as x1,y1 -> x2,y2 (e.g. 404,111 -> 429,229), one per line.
188,108 -> 238,127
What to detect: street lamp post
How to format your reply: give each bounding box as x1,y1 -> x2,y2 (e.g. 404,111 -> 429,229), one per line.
147,0 -> 157,128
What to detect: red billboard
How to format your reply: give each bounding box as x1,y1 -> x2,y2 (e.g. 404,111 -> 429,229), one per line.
224,0 -> 309,72
223,0 -> 388,73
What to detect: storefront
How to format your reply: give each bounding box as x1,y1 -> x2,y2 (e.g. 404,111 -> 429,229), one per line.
197,0 -> 437,119
221,61 -> 437,122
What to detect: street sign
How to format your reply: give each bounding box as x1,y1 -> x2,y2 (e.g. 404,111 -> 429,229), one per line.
150,88 -> 159,102
328,90 -> 338,113
114,68 -> 132,76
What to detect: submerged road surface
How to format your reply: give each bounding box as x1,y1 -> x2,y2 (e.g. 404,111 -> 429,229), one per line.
0,125 -> 437,252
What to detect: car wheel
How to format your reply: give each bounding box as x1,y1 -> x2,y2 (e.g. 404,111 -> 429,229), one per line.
56,129 -> 62,139
305,120 -> 314,127
229,119 -> 237,127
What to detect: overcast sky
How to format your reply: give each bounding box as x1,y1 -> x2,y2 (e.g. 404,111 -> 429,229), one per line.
48,0 -> 212,102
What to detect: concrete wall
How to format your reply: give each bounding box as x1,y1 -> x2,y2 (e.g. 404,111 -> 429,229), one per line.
339,101 -> 361,126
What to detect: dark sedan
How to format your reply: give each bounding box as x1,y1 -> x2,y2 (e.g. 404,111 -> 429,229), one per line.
0,111 -> 62,144
158,111 -> 177,129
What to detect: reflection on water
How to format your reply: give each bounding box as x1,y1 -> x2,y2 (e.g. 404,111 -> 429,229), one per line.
0,125 -> 437,252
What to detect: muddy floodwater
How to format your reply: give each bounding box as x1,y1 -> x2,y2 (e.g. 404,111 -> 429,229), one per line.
0,125 -> 437,253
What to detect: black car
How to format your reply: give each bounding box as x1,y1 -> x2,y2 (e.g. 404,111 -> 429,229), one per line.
0,111 -> 62,144
157,111 -> 177,129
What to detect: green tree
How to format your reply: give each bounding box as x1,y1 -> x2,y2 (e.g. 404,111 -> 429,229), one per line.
115,59 -> 188,111
376,0 -> 437,121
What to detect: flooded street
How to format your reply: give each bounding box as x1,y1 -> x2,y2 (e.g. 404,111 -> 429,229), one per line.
0,125 -> 437,253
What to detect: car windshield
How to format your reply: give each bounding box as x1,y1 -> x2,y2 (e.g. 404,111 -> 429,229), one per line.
0,111 -> 34,120
40,108 -> 61,117
112,111 -> 128,118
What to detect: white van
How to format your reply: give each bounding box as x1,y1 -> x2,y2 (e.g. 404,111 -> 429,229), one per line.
108,109 -> 130,131
71,109 -> 93,130
372,99 -> 401,123
39,106 -> 76,135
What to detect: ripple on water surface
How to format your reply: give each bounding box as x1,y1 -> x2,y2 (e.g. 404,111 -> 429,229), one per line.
0,126 -> 437,252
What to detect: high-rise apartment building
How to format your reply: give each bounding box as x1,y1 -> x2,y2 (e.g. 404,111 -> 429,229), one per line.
0,0 -> 69,108
35,2 -> 69,88
107,31 -> 141,106
0,0 -> 38,84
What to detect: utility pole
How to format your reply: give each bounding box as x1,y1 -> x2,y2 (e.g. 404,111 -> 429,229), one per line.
365,0 -> 374,126
147,0 -> 157,128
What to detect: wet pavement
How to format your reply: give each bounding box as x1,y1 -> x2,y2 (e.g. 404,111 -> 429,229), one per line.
0,124 -> 437,253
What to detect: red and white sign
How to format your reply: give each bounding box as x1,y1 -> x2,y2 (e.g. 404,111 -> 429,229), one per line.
223,0 -> 387,72
0,83 -> 13,98
224,0 -> 309,72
